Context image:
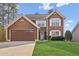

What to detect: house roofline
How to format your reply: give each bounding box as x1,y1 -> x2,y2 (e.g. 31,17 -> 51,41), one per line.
72,22 -> 79,33
46,10 -> 65,19
5,16 -> 40,29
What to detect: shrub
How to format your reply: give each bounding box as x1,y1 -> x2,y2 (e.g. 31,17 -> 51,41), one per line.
48,36 -> 51,40
65,30 -> 72,41
0,26 -> 5,42
51,36 -> 65,41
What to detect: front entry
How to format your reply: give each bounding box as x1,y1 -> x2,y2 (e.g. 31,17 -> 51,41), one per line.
40,32 -> 46,40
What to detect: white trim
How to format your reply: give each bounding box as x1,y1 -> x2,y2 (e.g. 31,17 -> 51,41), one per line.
50,30 -> 61,37
9,30 -> 11,41
37,28 -> 39,40
23,16 -> 40,28
6,16 -> 40,41
6,29 -> 8,41
50,18 -> 61,26
8,29 -> 39,41
6,29 -> 11,41
11,29 -> 34,31
46,10 -> 65,19
5,16 -> 40,29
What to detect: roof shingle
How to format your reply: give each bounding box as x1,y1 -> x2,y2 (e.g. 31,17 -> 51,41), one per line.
26,14 -> 48,20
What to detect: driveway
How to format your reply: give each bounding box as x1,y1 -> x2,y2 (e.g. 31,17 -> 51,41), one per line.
0,41 -> 35,56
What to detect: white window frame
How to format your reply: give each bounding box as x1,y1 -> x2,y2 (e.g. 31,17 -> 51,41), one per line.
50,18 -> 61,26
50,30 -> 61,37
36,20 -> 46,27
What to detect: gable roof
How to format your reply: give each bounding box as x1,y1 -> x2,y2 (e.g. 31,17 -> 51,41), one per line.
72,22 -> 79,33
5,16 -> 40,29
46,10 -> 65,19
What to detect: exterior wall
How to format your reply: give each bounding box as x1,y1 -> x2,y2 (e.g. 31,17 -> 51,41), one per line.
72,25 -> 79,41
30,12 -> 64,39
7,17 -> 37,40
32,20 -> 46,32
31,20 -> 46,32
31,20 -> 46,39
31,20 -> 36,23
48,12 -> 64,36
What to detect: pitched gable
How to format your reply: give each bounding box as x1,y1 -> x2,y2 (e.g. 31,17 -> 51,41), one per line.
6,16 -> 40,29
46,10 -> 65,19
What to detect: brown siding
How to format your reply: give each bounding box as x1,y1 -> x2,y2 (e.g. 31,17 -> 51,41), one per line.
31,12 -> 64,37
11,30 -> 35,41
8,17 -> 37,40
39,27 -> 46,32
31,20 -> 36,23
48,12 -> 63,20
48,12 -> 64,36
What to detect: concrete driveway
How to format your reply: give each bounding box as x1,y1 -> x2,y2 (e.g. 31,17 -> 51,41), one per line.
0,41 -> 35,56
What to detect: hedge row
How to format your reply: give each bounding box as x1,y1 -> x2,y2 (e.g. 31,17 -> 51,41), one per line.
48,36 -> 65,41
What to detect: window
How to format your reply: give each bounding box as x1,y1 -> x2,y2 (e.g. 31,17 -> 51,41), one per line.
50,30 -> 61,37
36,20 -> 46,27
50,18 -> 61,26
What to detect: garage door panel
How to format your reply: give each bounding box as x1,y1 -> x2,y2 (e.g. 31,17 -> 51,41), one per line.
11,30 -> 35,41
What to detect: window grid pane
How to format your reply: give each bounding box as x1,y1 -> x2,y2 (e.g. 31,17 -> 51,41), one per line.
52,20 -> 59,26
51,31 -> 59,37
36,21 -> 46,27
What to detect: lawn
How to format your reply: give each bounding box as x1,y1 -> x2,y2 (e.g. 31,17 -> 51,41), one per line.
33,41 -> 79,56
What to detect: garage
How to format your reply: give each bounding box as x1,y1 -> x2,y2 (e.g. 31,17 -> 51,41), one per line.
11,30 -> 35,41
6,16 -> 39,41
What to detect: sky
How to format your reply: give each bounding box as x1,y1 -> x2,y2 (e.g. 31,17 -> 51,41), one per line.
17,3 -> 79,32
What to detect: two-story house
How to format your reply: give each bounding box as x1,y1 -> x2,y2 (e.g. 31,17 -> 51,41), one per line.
6,10 -> 65,41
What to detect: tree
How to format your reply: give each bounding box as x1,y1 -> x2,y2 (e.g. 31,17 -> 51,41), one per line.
65,30 -> 72,41
0,3 -> 17,27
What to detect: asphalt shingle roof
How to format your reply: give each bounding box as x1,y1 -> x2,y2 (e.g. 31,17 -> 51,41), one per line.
26,14 -> 48,20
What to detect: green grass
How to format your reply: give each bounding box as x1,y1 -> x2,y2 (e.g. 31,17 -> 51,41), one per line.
33,41 -> 79,56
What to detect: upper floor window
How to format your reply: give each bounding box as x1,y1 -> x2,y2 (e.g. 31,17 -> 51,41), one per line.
50,18 -> 61,26
36,20 -> 46,27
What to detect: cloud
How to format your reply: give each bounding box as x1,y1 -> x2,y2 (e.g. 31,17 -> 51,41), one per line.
65,20 -> 73,27
65,23 -> 73,31
39,3 -> 53,10
39,3 -> 70,10
65,20 -> 73,24
65,20 -> 74,31
56,3 -> 69,7
65,23 -> 70,26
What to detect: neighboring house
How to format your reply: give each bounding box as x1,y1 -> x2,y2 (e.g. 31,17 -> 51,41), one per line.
72,22 -> 79,41
6,10 -> 65,41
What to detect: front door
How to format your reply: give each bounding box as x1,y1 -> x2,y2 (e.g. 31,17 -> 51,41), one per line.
40,32 -> 45,40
